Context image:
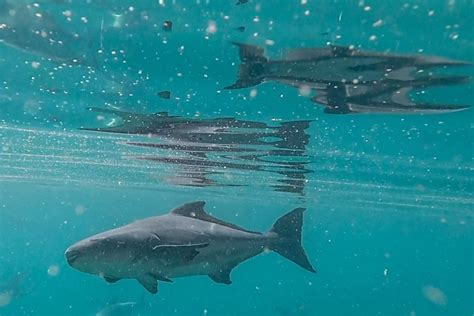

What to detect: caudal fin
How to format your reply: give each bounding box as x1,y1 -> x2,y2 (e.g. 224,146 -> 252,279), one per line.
270,208 -> 316,273
225,42 -> 268,89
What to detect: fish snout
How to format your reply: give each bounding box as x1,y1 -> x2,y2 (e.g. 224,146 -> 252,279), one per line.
65,246 -> 81,266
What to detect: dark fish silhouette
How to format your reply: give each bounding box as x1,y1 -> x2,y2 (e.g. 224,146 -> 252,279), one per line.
81,107 -> 309,147
81,107 -> 312,195
235,26 -> 246,32
157,90 -> 171,99
315,75 -> 471,114
0,1 -> 98,67
65,201 -> 315,294
225,42 -> 471,114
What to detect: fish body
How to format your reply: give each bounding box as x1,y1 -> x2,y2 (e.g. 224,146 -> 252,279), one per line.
226,42 -> 471,113
0,1 -> 96,66
65,201 -> 315,294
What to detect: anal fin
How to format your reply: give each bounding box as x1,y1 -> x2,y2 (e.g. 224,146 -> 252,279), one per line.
151,272 -> 173,283
137,274 -> 158,294
209,267 -> 233,285
104,276 -> 121,283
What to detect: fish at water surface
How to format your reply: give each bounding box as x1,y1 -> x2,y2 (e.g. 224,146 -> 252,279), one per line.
65,201 -> 315,294
225,42 -> 472,114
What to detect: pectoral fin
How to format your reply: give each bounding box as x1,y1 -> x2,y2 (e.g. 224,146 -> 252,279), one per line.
137,274 -> 158,294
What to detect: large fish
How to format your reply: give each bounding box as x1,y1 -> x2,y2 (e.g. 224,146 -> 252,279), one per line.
81,107 -> 311,149
0,1 -> 97,67
65,201 -> 315,294
314,75 -> 471,114
225,42 -> 471,114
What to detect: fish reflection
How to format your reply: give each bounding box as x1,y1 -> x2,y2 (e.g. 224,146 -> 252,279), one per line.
82,108 -> 312,195
226,42 -> 471,114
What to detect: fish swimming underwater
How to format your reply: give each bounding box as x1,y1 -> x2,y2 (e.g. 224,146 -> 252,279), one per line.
315,75 -> 471,114
226,42 -> 471,113
80,107 -> 312,194
0,1 -> 97,67
81,107 -> 310,149
65,201 -> 315,294
96,300 -> 140,316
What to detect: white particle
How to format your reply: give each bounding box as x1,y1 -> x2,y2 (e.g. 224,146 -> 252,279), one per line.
422,285 -> 447,306
74,205 -> 86,216
31,61 -> 41,69
369,35 -> 377,41
206,21 -> 217,34
372,19 -> 383,27
298,85 -> 311,96
0,292 -> 13,307
250,89 -> 257,98
265,39 -> 275,46
47,265 -> 60,277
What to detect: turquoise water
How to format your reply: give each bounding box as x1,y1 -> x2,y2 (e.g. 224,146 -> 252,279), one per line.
0,1 -> 473,315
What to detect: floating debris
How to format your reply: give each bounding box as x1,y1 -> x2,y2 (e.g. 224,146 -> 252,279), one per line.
158,90 -> 171,99
162,20 -> 173,31
422,285 -> 448,306
235,26 -> 246,32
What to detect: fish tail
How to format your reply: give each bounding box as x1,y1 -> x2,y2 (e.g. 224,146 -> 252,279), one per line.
269,208 -> 316,273
224,42 -> 268,89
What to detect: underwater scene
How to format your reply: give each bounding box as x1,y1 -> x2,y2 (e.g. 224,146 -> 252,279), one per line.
0,0 -> 473,315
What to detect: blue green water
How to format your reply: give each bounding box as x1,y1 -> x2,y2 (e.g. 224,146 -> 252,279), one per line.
0,1 -> 473,315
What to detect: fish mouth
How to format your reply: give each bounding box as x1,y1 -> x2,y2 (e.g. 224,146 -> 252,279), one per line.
65,248 -> 79,265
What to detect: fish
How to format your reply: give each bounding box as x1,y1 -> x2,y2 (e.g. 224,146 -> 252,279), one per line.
314,75 -> 471,114
65,201 -> 315,294
157,90 -> 171,99
225,42 -> 471,113
81,107 -> 310,148
96,300 -> 140,316
80,107 -> 312,194
0,1 -> 98,67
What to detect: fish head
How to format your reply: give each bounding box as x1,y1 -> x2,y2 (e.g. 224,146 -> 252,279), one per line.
65,229 -> 153,276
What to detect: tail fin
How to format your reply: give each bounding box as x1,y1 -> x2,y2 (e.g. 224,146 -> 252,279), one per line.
225,42 -> 268,89
270,208 -> 316,273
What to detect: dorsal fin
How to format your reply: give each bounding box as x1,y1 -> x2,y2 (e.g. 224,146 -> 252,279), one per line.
171,202 -> 261,234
